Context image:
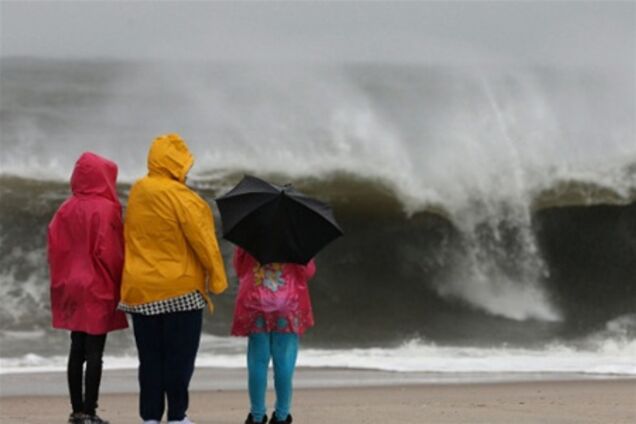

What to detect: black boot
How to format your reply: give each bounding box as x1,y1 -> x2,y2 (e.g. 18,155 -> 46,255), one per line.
269,413 -> 292,424
67,413 -> 86,424
83,414 -> 109,424
245,413 -> 268,424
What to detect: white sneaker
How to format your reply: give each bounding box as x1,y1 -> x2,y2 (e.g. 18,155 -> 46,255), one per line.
143,421 -> 160,424
168,418 -> 196,424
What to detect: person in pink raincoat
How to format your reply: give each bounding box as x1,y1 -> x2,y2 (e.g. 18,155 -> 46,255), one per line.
231,247 -> 316,424
48,152 -> 128,424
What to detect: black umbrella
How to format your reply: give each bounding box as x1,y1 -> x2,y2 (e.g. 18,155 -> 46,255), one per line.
215,175 -> 343,265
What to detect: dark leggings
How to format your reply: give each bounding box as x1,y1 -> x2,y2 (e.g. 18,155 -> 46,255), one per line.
68,331 -> 107,415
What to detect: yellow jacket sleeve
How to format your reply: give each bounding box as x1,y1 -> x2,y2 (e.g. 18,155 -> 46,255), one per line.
176,187 -> 228,295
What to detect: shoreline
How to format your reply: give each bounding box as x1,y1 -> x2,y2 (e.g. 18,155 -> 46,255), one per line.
1,377 -> 634,423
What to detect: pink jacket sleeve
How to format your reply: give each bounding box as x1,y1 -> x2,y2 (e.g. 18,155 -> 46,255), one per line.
304,259 -> 317,280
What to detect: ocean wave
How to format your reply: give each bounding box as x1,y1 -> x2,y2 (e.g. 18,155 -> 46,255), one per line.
1,60 -> 635,359
1,175 -> 634,339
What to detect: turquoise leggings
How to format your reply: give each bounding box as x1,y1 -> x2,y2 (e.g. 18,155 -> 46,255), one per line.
248,332 -> 299,422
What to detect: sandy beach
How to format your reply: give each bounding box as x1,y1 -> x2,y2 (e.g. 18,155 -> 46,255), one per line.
1,369 -> 635,424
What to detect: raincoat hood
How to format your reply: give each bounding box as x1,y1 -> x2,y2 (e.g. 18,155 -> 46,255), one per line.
147,133 -> 194,183
71,152 -> 119,205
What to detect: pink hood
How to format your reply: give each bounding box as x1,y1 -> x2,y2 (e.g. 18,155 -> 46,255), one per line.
71,152 -> 120,206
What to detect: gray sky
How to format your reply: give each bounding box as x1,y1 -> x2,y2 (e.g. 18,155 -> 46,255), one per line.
1,1 -> 635,67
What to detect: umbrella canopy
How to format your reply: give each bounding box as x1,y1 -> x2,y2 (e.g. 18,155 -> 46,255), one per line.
216,175 -> 343,265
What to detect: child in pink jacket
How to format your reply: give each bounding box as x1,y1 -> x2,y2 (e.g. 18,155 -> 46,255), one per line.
48,152 -> 128,424
231,247 -> 316,424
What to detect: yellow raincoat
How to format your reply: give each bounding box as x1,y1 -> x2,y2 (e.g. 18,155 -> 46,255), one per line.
120,134 -> 227,310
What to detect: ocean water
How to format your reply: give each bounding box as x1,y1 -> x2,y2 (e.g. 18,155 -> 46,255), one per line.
0,59 -> 635,376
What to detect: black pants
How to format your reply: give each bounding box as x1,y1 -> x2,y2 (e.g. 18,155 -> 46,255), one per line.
68,331 -> 107,415
132,309 -> 202,422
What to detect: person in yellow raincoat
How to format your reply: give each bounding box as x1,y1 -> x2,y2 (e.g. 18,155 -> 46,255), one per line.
119,133 -> 227,424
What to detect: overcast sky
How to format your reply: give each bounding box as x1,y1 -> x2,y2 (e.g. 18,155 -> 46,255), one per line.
1,1 -> 635,67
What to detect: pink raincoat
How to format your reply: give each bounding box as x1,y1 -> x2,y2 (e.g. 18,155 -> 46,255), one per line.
48,152 -> 128,335
231,248 -> 316,336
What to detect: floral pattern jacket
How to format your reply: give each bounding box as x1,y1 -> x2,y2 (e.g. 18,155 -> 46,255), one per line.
231,248 -> 316,336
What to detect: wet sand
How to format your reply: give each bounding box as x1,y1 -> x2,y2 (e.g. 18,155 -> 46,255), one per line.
0,369 -> 634,423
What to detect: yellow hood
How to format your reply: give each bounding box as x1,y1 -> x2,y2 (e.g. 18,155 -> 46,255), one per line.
147,133 -> 194,182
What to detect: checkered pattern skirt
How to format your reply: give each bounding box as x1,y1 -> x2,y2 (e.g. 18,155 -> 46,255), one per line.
118,291 -> 206,315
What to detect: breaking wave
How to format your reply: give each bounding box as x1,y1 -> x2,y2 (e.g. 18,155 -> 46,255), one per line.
1,59 -> 635,373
